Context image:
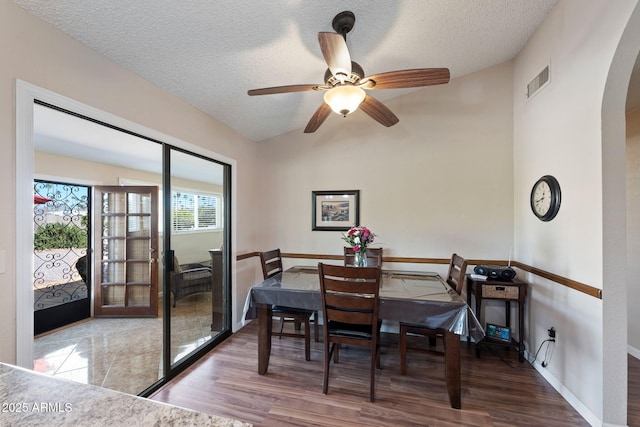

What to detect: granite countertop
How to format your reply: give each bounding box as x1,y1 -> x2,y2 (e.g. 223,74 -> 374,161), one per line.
0,363 -> 251,426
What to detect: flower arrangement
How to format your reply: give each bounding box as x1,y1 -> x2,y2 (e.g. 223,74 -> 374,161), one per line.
341,226 -> 376,253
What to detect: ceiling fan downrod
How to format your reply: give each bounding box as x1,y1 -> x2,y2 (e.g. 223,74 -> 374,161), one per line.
332,11 -> 355,40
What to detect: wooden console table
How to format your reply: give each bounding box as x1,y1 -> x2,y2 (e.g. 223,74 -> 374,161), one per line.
466,274 -> 527,362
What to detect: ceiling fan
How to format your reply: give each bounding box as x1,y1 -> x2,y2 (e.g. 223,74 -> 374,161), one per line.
247,11 -> 450,133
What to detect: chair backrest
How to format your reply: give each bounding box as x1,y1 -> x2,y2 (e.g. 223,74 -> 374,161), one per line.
343,247 -> 383,267
260,248 -> 284,279
445,253 -> 468,295
172,255 -> 182,273
318,263 -> 381,336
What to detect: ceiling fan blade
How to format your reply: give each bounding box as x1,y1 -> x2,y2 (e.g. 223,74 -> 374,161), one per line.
361,68 -> 450,90
359,95 -> 399,127
318,32 -> 352,79
248,84 -> 321,96
304,102 -> 332,133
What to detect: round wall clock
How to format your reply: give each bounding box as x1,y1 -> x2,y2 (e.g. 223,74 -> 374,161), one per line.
530,175 -> 561,221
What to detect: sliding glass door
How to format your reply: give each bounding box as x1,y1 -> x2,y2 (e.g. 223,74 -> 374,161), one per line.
32,102 -> 231,395
166,148 -> 229,368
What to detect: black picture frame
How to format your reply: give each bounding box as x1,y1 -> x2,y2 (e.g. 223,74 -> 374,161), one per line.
312,190 -> 360,231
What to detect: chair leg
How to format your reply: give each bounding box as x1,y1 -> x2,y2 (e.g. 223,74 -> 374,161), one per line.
278,317 -> 285,339
304,319 -> 311,361
370,344 -> 377,402
376,328 -> 382,370
399,324 -> 407,375
323,342 -> 333,395
334,344 -> 340,363
313,311 -> 320,342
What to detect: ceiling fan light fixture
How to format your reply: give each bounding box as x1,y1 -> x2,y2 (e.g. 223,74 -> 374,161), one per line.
323,85 -> 366,116
248,11 -> 450,133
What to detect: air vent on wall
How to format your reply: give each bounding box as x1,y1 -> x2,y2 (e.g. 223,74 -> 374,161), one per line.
526,65 -> 550,100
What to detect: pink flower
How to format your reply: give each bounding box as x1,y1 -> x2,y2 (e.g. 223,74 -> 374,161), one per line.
341,226 -> 377,251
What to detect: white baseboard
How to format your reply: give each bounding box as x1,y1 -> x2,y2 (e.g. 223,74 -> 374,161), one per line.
525,350 -> 603,427
234,320 -> 247,332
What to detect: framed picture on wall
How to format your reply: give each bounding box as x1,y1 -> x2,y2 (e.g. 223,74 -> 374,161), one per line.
312,190 -> 359,231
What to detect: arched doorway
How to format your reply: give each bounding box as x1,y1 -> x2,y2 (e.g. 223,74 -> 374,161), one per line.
601,2 -> 640,424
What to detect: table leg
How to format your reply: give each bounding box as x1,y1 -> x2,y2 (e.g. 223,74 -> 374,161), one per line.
443,331 -> 461,409
518,301 -> 525,362
505,300 -> 511,327
466,287 -> 472,346
475,294 -> 482,358
257,303 -> 272,375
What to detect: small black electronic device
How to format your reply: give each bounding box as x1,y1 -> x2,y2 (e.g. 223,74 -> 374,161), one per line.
473,264 -> 516,281
486,323 -> 511,342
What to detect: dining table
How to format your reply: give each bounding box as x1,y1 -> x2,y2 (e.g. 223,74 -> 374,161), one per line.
243,265 -> 484,409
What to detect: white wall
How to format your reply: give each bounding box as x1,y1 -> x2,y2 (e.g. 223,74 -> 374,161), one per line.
513,1 -> 639,425
629,108 -> 640,357
0,0 -> 260,364
256,61 -> 515,272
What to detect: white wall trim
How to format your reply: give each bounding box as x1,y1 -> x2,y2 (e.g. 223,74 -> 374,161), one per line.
526,352 -> 601,427
15,80 -> 36,368
629,345 -> 640,360
15,79 -> 239,367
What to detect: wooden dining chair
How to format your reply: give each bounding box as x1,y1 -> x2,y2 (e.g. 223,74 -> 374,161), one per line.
259,249 -> 317,361
343,247 -> 383,267
398,253 -> 468,374
318,263 -> 382,402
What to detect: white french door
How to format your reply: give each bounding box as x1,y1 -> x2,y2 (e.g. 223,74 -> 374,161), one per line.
93,185 -> 159,317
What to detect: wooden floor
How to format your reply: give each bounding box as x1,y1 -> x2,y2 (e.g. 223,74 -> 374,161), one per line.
630,354 -> 640,427
150,321 -> 597,426
151,320 -> 598,426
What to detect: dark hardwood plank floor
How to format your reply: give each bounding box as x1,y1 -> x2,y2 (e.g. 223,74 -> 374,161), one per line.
151,321 -> 592,426
630,354 -> 640,427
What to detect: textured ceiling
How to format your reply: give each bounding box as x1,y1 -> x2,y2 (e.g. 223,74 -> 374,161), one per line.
11,0 -> 571,142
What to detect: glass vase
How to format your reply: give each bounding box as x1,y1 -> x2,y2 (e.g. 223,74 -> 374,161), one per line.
354,250 -> 367,267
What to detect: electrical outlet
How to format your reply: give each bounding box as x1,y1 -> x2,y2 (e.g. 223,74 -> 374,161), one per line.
548,327 -> 556,339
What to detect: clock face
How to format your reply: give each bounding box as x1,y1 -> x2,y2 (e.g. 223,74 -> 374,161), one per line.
530,175 -> 561,221
532,181 -> 552,216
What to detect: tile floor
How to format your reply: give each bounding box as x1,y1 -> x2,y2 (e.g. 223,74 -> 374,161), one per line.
33,292 -> 216,395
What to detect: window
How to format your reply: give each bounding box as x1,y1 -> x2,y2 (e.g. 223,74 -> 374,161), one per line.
172,191 -> 220,232
118,179 -> 222,233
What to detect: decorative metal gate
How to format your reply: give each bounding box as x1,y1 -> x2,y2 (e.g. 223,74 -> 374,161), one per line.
33,180 -> 91,334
